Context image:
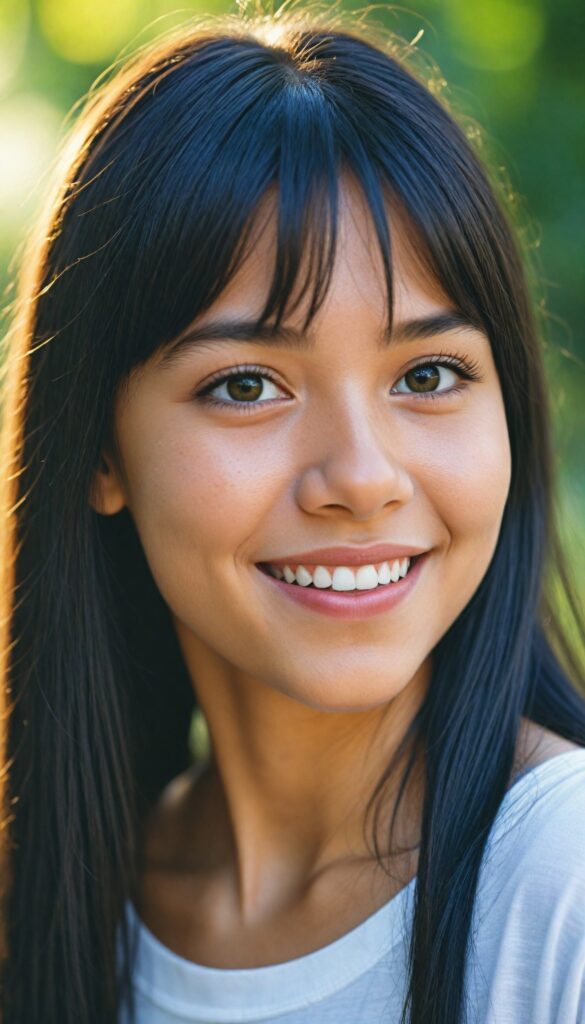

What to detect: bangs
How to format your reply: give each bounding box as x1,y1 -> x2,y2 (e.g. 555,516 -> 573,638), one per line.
39,27 -> 513,399
97,44 -> 396,373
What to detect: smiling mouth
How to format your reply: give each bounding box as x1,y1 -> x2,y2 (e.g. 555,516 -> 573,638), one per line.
257,555 -> 420,592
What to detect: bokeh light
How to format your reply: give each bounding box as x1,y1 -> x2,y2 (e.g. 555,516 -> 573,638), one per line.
0,94 -> 62,228
445,0 -> 545,71
38,0 -> 144,64
0,0 -> 30,94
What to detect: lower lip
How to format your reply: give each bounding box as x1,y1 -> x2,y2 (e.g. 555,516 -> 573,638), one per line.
256,554 -> 428,620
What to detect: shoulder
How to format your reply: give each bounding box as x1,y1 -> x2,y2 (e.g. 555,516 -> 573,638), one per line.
493,724 -> 585,886
477,733 -> 585,935
465,734 -> 585,1022
512,717 -> 583,777
503,720 -> 585,865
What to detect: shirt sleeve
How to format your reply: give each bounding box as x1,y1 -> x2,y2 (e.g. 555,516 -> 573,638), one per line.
463,761 -> 585,1024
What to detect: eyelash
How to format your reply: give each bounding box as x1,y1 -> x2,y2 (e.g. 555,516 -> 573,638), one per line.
194,352 -> 484,412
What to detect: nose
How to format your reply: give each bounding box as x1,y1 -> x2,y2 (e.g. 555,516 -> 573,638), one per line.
295,405 -> 414,521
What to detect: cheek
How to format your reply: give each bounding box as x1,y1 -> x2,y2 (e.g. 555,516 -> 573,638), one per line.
414,400 -> 511,639
413,400 -> 511,539
118,411 -> 290,581
396,400 -> 511,655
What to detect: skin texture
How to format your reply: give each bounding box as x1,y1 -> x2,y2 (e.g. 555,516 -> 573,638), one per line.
91,177 -> 577,966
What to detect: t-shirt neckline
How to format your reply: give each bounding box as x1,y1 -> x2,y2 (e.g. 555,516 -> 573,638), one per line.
126,873 -> 416,1020
125,747 -> 585,1021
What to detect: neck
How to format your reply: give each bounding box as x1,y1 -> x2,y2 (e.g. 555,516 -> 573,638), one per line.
161,622 -> 430,923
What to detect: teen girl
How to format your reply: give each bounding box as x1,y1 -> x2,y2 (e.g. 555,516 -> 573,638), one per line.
1,6 -> 584,1023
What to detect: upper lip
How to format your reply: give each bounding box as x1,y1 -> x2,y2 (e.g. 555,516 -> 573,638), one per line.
259,543 -> 430,568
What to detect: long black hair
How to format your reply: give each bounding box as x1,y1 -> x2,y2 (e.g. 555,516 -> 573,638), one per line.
1,6 -> 584,1023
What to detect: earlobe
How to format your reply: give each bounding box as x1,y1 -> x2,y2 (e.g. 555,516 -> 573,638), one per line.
89,453 -> 127,515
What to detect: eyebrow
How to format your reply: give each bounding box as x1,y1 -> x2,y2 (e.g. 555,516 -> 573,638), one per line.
156,310 -> 485,370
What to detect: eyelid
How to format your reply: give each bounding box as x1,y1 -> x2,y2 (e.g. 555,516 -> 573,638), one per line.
194,351 -> 483,410
195,363 -> 289,396
391,351 -> 484,397
398,351 -> 483,380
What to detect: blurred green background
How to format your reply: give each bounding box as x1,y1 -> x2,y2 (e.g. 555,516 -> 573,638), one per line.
0,0 -> 583,632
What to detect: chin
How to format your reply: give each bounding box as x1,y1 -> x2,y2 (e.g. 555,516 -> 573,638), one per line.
277,673 -> 412,714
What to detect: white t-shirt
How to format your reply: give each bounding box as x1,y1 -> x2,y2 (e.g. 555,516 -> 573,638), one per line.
119,748 -> 585,1023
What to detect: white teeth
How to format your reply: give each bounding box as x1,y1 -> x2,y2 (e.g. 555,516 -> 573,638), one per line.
273,557 -> 413,590
355,565 -> 379,590
377,561 -> 391,585
331,567 -> 356,591
295,565 -> 313,587
313,566 -> 333,589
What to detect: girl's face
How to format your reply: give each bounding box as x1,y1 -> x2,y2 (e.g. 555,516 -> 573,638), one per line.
95,178 -> 511,711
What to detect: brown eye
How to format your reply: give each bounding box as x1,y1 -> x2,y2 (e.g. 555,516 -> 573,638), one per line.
393,362 -> 460,396
200,369 -> 286,407
226,374 -> 264,402
404,365 -> 441,392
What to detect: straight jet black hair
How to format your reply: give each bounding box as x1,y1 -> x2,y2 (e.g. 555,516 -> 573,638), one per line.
1,5 -> 584,1023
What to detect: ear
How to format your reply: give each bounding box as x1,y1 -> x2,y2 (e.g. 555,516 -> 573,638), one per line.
89,450 -> 127,515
